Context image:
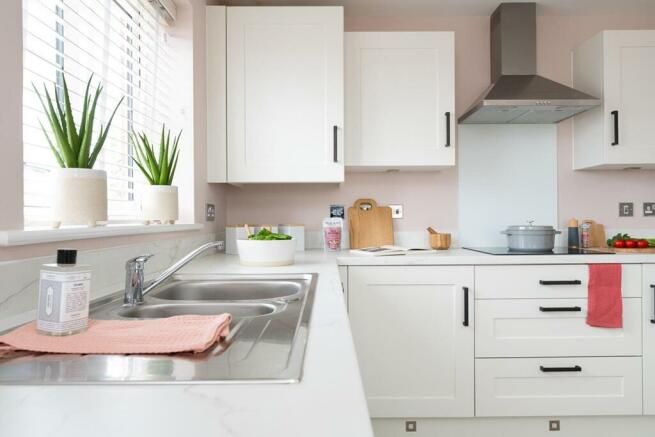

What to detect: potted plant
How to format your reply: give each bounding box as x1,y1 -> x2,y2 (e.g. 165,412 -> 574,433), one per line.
131,126 -> 181,224
34,75 -> 123,228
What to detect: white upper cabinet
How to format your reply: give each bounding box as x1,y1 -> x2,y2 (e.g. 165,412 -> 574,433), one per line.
226,7 -> 344,183
348,266 -> 474,418
572,30 -> 655,169
345,32 -> 455,171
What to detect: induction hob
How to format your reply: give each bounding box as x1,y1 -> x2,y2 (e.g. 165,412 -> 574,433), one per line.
463,247 -> 615,255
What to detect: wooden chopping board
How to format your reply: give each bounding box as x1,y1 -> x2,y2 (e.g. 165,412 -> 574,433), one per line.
348,198 -> 394,249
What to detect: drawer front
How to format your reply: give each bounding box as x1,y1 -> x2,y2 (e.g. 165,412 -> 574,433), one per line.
475,264 -> 641,299
476,298 -> 642,357
475,357 -> 642,417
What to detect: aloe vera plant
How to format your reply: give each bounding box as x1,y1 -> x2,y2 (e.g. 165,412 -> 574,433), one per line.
33,74 -> 123,168
130,125 -> 181,185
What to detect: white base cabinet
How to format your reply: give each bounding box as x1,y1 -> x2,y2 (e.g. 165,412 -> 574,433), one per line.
572,30 -> 655,169
644,265 -> 655,414
348,266 -> 474,418
347,263 -> 653,421
345,32 -> 455,171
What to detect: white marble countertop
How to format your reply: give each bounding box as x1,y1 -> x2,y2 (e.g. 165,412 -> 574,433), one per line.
337,248 -> 655,265
0,252 -> 373,437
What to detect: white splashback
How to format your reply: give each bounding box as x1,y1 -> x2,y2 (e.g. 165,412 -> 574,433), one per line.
458,125 -> 558,247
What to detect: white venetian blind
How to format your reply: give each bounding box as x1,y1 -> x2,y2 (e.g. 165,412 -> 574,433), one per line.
22,0 -> 174,226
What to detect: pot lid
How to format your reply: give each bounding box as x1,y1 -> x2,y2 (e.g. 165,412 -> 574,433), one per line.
506,221 -> 556,231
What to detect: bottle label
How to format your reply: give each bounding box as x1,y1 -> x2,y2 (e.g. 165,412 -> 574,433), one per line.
37,270 -> 91,334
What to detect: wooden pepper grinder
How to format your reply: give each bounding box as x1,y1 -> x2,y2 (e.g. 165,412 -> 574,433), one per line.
567,218 -> 580,249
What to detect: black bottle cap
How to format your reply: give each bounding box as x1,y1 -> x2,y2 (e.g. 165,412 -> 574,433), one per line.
56,249 -> 77,265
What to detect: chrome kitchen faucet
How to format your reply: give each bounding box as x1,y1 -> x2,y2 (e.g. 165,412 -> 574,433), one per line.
123,241 -> 225,306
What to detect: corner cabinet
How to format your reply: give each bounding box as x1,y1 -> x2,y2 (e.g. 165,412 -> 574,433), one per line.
345,32 -> 456,171
348,266 -> 474,418
225,7 -> 344,183
572,30 -> 655,169
206,6 -> 227,182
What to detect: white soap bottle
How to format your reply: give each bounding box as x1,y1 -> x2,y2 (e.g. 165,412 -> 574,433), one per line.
37,249 -> 91,336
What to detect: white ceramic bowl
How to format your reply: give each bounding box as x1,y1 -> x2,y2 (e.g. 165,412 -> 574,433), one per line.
236,238 -> 296,266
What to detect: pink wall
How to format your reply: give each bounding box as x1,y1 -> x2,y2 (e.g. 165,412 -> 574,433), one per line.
0,0 -> 226,261
226,14 -> 655,234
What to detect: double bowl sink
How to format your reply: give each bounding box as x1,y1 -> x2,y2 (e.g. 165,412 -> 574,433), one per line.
0,274 -> 318,384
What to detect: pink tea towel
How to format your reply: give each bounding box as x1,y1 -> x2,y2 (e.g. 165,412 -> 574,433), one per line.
0,314 -> 232,358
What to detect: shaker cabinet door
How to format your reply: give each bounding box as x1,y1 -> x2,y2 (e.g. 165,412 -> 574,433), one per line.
643,264 -> 655,414
348,266 -> 474,418
226,7 -> 344,183
345,32 -> 455,170
603,31 -> 655,166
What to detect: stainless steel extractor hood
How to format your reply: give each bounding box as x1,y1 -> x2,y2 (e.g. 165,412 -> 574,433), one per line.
458,3 -> 600,124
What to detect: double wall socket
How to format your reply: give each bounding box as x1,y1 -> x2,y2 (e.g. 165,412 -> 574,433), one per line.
619,202 -> 655,217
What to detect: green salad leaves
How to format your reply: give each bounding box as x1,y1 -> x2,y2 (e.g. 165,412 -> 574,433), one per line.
247,228 -> 292,241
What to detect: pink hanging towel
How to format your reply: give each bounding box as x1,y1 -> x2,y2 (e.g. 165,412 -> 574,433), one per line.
586,264 -> 622,328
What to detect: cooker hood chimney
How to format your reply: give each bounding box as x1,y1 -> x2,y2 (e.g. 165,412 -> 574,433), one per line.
458,2 -> 600,124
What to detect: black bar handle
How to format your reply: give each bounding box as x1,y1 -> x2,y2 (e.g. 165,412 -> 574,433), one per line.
539,280 -> 582,286
333,125 -> 338,162
540,365 -> 582,373
445,112 -> 451,147
539,306 -> 582,312
651,285 -> 655,324
611,110 -> 619,146
462,286 -> 469,327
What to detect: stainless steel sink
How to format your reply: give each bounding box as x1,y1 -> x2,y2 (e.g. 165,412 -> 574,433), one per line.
149,279 -> 303,301
0,273 -> 317,385
117,302 -> 280,319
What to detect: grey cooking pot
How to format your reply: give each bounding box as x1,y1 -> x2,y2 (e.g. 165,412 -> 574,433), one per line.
501,222 -> 561,251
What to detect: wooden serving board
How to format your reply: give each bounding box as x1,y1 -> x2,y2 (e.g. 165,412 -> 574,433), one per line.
591,247 -> 655,254
610,247 -> 655,254
348,198 -> 394,249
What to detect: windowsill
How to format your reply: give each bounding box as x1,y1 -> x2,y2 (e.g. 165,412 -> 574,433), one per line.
0,223 -> 204,247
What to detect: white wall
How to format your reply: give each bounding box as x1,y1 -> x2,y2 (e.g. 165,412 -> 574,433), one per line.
458,125 -> 558,247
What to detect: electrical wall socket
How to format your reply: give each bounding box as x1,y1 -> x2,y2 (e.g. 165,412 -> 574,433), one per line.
644,202 -> 655,217
389,204 -> 404,219
619,202 -> 634,217
205,203 -> 216,221
549,420 -> 561,431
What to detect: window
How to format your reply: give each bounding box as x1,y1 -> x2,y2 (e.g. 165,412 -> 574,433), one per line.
22,0 -> 174,226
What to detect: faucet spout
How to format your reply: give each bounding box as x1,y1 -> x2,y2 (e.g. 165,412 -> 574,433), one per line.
123,241 -> 224,307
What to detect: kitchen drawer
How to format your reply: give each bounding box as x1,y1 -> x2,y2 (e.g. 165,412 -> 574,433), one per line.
475,357 -> 642,417
476,298 -> 642,357
475,264 -> 641,299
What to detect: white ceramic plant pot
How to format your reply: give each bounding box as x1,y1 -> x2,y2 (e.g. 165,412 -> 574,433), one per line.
52,168 -> 108,228
142,185 -> 179,224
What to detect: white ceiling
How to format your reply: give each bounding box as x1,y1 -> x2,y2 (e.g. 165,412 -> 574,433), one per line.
221,0 -> 655,17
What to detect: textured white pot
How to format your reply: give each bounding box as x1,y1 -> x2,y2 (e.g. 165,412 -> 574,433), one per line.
52,168 -> 107,228
142,185 -> 179,224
